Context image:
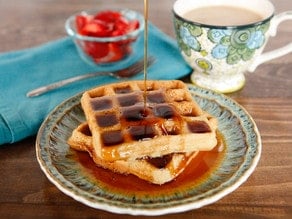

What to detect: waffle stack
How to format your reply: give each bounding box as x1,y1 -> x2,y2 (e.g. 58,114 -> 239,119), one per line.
68,80 -> 218,184
68,122 -> 199,184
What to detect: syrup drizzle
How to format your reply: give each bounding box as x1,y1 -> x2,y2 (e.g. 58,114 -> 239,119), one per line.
143,0 -> 149,114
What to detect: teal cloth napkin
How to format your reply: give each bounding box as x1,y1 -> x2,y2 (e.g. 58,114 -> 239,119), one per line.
0,24 -> 191,145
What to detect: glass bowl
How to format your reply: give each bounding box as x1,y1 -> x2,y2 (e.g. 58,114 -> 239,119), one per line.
65,9 -> 144,66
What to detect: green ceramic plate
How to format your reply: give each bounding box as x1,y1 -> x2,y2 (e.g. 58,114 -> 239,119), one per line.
36,84 -> 261,216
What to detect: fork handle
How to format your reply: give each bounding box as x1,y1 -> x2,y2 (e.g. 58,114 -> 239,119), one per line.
26,71 -> 108,97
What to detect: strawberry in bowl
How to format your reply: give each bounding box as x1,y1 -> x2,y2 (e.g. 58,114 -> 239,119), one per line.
66,9 -> 144,65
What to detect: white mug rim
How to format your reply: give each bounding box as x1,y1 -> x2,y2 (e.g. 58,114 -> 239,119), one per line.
173,0 -> 275,29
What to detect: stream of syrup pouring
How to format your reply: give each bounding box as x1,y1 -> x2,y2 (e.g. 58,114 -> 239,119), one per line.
143,0 -> 149,113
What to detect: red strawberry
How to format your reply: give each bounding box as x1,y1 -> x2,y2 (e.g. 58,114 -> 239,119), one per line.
75,10 -> 140,63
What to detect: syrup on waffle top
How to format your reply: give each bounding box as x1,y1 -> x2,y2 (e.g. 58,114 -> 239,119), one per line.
81,80 -> 218,161
68,122 -> 199,185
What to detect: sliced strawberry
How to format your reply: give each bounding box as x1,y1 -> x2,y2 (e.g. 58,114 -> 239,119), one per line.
82,41 -> 109,59
75,15 -> 90,34
108,42 -> 133,62
111,29 -> 127,37
81,20 -> 113,37
75,10 -> 140,63
107,43 -> 124,62
94,10 -> 121,23
115,17 -> 129,28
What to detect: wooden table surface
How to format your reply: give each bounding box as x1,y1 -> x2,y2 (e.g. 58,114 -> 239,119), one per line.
0,0 -> 291,218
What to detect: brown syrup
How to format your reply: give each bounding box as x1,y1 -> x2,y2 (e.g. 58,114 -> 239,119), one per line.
121,103 -> 182,140
153,104 -> 176,119
143,0 -> 149,112
96,114 -> 118,127
187,120 -> 211,133
114,86 -> 132,94
146,154 -> 173,169
101,130 -> 124,146
121,105 -> 149,121
77,132 -> 226,196
81,125 -> 91,136
90,97 -> 112,111
147,92 -> 165,103
128,125 -> 156,140
117,93 -> 140,107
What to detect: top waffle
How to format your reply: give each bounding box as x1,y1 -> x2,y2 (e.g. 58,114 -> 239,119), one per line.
81,80 -> 218,161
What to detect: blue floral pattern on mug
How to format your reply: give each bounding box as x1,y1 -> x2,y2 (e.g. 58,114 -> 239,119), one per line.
208,29 -> 232,43
211,44 -> 229,59
173,16 -> 270,66
208,25 -> 269,64
247,31 -> 266,49
180,26 -> 201,51
173,19 -> 202,56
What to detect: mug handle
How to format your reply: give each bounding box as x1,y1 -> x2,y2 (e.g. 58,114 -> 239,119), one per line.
248,11 -> 292,72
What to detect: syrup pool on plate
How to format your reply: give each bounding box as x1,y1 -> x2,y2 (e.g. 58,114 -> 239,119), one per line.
76,132 -> 225,197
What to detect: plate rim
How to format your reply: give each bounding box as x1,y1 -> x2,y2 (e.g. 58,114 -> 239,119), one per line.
35,83 -> 262,216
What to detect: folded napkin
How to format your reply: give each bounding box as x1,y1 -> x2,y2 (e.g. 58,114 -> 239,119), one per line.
0,23 -> 191,145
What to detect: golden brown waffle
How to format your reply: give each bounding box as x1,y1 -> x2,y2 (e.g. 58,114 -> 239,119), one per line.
68,122 -> 198,185
81,80 -> 218,161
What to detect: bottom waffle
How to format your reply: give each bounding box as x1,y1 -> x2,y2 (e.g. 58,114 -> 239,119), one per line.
68,123 -> 198,185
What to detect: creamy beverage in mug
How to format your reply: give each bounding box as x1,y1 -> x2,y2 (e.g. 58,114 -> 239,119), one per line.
173,0 -> 292,93
183,6 -> 264,26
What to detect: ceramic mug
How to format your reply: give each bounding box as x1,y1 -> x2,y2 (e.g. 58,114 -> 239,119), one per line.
173,0 -> 292,93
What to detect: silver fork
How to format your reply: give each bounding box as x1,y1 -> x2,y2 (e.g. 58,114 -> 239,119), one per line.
26,56 -> 155,97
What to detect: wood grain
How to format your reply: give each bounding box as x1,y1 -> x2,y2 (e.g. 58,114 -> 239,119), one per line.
0,0 -> 291,218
